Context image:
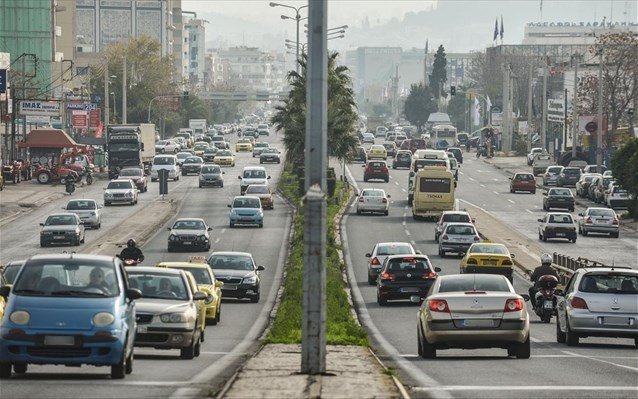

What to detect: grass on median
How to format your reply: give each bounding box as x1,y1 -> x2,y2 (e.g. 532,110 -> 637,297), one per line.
266,169 -> 368,346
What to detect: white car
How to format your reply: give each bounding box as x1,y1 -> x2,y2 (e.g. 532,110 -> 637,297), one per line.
365,242 -> 417,285
537,212 -> 577,243
239,166 -> 270,195
356,188 -> 390,216
62,198 -> 102,229
155,140 -> 180,154
527,147 -> 543,165
150,155 -> 180,182
104,179 -> 138,206
605,184 -> 632,210
362,133 -> 376,144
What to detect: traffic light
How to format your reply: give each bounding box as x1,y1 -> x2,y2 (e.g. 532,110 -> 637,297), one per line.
450,86 -> 456,96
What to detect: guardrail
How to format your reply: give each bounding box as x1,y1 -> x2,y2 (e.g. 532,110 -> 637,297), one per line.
552,252 -> 607,284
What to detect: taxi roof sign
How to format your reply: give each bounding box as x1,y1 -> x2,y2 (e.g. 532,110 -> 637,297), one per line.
189,256 -> 208,264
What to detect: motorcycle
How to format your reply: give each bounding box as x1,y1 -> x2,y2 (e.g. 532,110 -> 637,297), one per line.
533,275 -> 559,323
115,254 -> 142,266
85,170 -> 94,185
476,146 -> 488,158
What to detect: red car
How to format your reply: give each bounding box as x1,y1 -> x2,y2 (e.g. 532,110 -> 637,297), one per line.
510,172 -> 536,194
363,160 -> 389,182
118,167 -> 148,192
400,138 -> 427,154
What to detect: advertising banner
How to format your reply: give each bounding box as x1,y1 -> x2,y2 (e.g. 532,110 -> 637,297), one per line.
19,100 -> 62,116
72,111 -> 88,128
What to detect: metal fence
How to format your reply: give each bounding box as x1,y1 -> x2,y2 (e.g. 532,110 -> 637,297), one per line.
552,252 -> 607,284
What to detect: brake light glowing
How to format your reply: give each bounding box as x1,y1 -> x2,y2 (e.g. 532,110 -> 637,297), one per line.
570,296 -> 589,309
428,299 -> 450,313
359,197 -> 364,202
504,298 -> 524,312
371,257 -> 380,265
473,235 -> 481,241
421,272 -> 436,279
381,272 -> 395,280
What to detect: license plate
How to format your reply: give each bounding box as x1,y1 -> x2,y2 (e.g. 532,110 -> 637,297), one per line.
400,287 -> 419,293
461,319 -> 494,327
544,300 -> 553,309
595,220 -> 608,224
44,336 -> 75,346
556,233 -> 566,237
137,325 -> 147,334
601,317 -> 630,326
483,260 -> 497,266
222,285 -> 238,290
54,235 -> 65,240
618,194 -> 627,198
241,217 -> 253,221
183,241 -> 192,245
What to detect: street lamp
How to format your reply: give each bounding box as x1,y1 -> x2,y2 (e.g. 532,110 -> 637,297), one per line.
110,92 -> 117,123
270,2 -> 308,73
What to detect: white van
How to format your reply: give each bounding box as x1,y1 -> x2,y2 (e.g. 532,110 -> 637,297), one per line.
150,154 -> 180,182
239,166 -> 271,195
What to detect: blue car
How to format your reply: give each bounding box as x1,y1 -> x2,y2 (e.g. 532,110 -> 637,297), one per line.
0,254 -> 142,379
228,195 -> 264,228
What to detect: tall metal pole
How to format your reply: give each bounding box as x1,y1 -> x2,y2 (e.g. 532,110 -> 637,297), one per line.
295,14 -> 300,74
527,62 -> 533,152
541,63 -> 548,152
122,55 -> 127,124
596,48 -> 603,173
104,58 -> 110,130
563,88 -> 568,152
301,0 -> 327,375
502,63 -> 510,152
572,55 -> 579,159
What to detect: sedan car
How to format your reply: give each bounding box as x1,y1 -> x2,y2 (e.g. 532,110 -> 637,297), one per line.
228,196 -> 264,228
438,223 -> 481,257
156,139 -> 180,154
235,138 -> 253,152
355,146 -> 367,163
62,198 -> 102,229
207,251 -> 264,302
175,152 -> 192,166
509,172 -> 536,194
252,142 -> 269,157
417,274 -> 530,359
367,145 -> 387,160
181,156 -> 204,176
259,148 -> 281,164
362,133 -> 376,144
126,267 -> 206,359
392,150 -> 412,169
0,254 -> 141,379
557,166 -> 582,187
356,188 -> 390,216
605,184 -> 632,210
40,213 -> 85,247
434,211 -> 474,242
366,242 -> 417,285
199,164 -> 224,188
202,147 -> 218,163
214,150 -> 235,167
556,267 -> 638,347
118,167 -> 148,192
212,140 -> 229,150
542,166 -> 564,186
578,207 -> 619,238
245,184 -> 274,209
538,212 -> 577,243
376,254 -> 440,305
167,218 -> 212,252
193,143 -> 209,157
363,160 -> 389,182
460,243 -> 514,282
381,142 -> 398,157
104,179 -> 138,206
543,187 -> 574,212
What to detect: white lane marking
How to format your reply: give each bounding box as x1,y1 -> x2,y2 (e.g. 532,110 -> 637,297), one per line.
525,209 -> 534,214
395,181 -> 399,186
507,199 -> 516,204
561,350 -> 638,372
480,184 -> 486,188
405,230 -> 411,236
402,221 -> 406,226
493,178 -> 499,181
214,238 -> 220,244
401,188 -> 407,192
221,228 -> 226,234
492,191 -> 499,195
454,199 -> 459,211
476,169 -> 484,172
458,171 -> 464,175
413,386 -> 638,392
530,337 -> 542,343
468,177 -> 475,182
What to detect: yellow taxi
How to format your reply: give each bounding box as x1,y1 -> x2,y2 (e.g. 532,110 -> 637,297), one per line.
214,149 -> 236,167
367,144 -> 388,160
245,184 -> 274,209
155,258 -> 223,325
235,138 -> 253,152
193,142 -> 210,157
460,243 -> 515,282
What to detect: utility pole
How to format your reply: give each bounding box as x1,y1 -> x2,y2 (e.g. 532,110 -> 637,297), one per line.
564,88 -> 568,152
572,56 -> 578,159
596,48 -> 603,173
104,58 -> 110,130
527,62 -> 533,152
391,65 -> 399,122
301,0 -> 327,375
502,63 -> 511,152
122,55 -> 127,124
541,63 -> 548,152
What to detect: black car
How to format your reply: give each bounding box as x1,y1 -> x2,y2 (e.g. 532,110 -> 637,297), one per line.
392,150 -> 412,169
167,218 -> 212,251
259,148 -> 281,164
181,156 -> 204,175
557,167 -> 581,187
543,187 -> 575,212
207,251 -> 265,303
447,147 -> 463,164
377,254 -> 440,305
202,148 -> 218,163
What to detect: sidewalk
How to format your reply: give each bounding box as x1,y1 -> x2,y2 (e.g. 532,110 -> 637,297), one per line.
0,180 -> 67,225
219,344 -> 403,399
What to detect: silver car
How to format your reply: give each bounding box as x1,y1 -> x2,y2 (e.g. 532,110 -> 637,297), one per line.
434,211 -> 474,242
40,213 -> 86,247
356,188 -> 390,216
542,166 -> 564,186
104,179 -> 138,206
438,223 -> 481,257
62,198 -> 102,229
577,207 -> 619,238
365,242 -> 417,285
416,274 -> 530,359
556,267 -> 638,347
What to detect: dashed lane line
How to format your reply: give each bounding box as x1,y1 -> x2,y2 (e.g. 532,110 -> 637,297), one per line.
507,199 -> 516,204
526,209 -> 534,214
561,350 -> 638,372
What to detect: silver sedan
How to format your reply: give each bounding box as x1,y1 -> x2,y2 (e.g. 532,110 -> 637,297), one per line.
356,188 -> 390,216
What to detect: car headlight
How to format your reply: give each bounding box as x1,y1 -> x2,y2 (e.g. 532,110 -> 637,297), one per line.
104,191 -> 112,197
198,235 -> 208,241
160,313 -> 188,323
125,191 -> 133,197
169,234 -> 177,241
205,294 -> 215,304
230,209 -> 238,215
10,311 -> 30,325
243,275 -> 258,284
93,312 -> 115,327
199,175 -> 205,180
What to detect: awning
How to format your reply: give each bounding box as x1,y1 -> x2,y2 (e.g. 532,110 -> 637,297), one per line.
18,129 -> 79,149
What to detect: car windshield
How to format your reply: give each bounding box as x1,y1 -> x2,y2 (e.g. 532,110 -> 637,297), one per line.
246,185 -> 270,194
563,168 -> 580,175
154,157 -> 175,165
548,167 -> 563,173
362,190 -> 383,197
243,169 -> 266,178
201,166 -> 221,174
119,168 -> 142,176
469,244 -> 509,255
386,257 -> 430,272
156,140 -> 167,145
66,200 -> 96,210
217,150 -> 232,156
261,148 -> 277,154
12,260 -> 120,297
3,263 -> 24,284
107,181 -> 132,189
548,214 -> 573,223
613,187 -> 628,194
127,272 -> 188,300
168,267 -> 212,285
45,215 -> 77,225
173,220 -> 206,230
443,214 -> 470,223
233,198 -> 261,208
176,153 -> 190,159
208,255 -> 254,270
550,188 -> 571,196
438,275 -> 510,293
376,244 -> 413,256
255,143 -> 269,148
184,157 -> 202,164
588,208 -> 615,217
579,274 -> 638,294
445,225 -> 476,235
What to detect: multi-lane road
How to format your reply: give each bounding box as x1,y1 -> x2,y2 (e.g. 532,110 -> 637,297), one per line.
343,146 -> 638,399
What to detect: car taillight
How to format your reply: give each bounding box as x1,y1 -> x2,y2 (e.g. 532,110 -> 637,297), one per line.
473,235 -> 481,241
382,198 -> 387,203
570,296 -> 589,309
428,299 -> 450,313
371,257 -> 380,265
421,272 -> 436,279
502,259 -> 513,266
466,258 -> 478,265
612,218 -> 619,225
586,217 -> 592,224
504,298 -> 524,312
381,272 -> 395,280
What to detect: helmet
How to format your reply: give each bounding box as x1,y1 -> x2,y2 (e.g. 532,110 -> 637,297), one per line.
127,239 -> 137,249
540,253 -> 552,265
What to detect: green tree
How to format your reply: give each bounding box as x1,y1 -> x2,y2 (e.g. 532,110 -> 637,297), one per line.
429,45 -> 447,99
611,138 -> 638,217
403,82 -> 437,132
447,86 -> 467,131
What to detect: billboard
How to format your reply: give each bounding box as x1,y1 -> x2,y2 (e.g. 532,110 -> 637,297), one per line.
547,99 -> 565,123
72,111 -> 88,128
19,100 -> 62,116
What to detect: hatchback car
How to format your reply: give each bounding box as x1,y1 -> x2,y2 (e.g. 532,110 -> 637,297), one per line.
355,146 -> 368,163
259,148 -> 281,164
376,255 -> 440,305
40,213 -> 86,247
62,199 -> 102,229
509,172 -> 536,194
156,139 -> 180,153
446,147 -> 463,164
417,274 -> 530,359
460,243 -> 515,282
198,164 -> 224,188
557,167 -> 581,187
235,138 -> 253,152
0,254 -> 141,379
252,142 -> 270,157
543,187 -> 574,212
239,166 -> 271,195
0,260 -> 25,285
434,211 -> 474,242
381,142 -> 398,157
167,218 -> 212,252
245,184 -> 275,209
537,212 -> 577,243
126,267 -> 205,359
181,156 -> 204,175
363,160 -> 389,182
392,150 -> 412,169
542,166 -> 564,186
207,251 -> 264,302
578,207 -> 619,238
556,267 -> 638,347
104,179 -> 138,206
356,188 -> 390,216
438,223 -> 481,257
365,242 -> 417,285
118,167 -> 148,193
228,196 -> 264,228
367,145 -> 387,160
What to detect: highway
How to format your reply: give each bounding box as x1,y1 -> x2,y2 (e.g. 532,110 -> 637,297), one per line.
0,134 -> 292,398
342,147 -> 638,399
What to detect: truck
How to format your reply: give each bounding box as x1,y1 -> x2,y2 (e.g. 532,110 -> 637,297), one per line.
106,123 -> 156,179
189,119 -> 207,136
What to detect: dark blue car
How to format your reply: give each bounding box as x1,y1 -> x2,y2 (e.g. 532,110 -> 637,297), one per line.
0,254 -> 142,379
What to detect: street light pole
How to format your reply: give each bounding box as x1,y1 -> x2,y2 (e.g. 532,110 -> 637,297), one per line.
104,58 -> 109,132
270,2 -> 308,74
122,55 -> 127,124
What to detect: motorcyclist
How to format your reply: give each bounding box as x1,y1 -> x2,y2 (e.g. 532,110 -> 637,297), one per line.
529,253 -> 559,308
119,239 -> 144,264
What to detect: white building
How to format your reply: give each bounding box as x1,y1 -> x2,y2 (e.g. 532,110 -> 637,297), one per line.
522,21 -> 638,46
184,18 -> 207,87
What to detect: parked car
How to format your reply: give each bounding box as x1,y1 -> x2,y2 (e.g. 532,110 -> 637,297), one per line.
199,163 -> 224,188
587,175 -> 602,201
438,222 -> 481,257
578,207 -> 620,238
228,196 -> 264,228
207,251 -> 265,302
509,172 -> 536,194
62,198 -> 102,229
356,188 -> 390,216
40,213 -> 86,247
167,218 -> 213,252
376,254 -> 440,305
542,166 -> 564,186
543,187 -> 575,212
557,167 -> 582,187
538,212 -> 577,243
118,167 -> 148,192
555,267 -> 638,347
593,176 -> 615,204
363,160 -> 389,182
365,242 -> 417,285
605,184 -> 632,210
104,179 -> 138,206
532,154 -> 552,175
575,173 -> 601,197
583,164 -> 607,174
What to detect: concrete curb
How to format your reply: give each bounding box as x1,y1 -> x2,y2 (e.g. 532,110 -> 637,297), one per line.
215,344 -> 267,399
367,347 -> 411,399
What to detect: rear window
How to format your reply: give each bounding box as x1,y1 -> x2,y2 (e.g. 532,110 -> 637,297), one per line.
549,188 -> 572,196
369,162 -> 385,168
376,244 -> 414,256
386,257 -> 430,272
514,174 -> 534,181
579,273 -> 638,294
563,168 -> 581,175
419,177 -> 451,193
548,214 -> 573,223
469,244 -> 508,255
587,208 -> 615,217
362,190 -> 383,197
438,275 -> 510,293
443,214 -> 470,223
445,225 -> 476,235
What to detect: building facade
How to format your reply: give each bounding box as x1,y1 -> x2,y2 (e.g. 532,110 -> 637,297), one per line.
522,21 -> 638,46
212,47 -> 287,93
184,18 -> 207,87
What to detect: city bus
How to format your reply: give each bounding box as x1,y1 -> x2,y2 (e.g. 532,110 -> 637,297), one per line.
430,124 -> 458,150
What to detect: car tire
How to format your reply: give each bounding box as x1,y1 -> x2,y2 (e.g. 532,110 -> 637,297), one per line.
199,184 -> 202,188
104,201 -> 111,206
384,178 -> 389,183
125,349 -> 133,374
556,316 -> 566,343
538,232 -> 543,241
384,210 -> 389,216
229,222 -> 235,228
363,177 -> 368,182
569,207 -> 574,212
514,335 -> 531,359
612,232 -> 619,238
194,338 -> 201,357
259,222 -> 263,228
260,160 -> 263,164
111,350 -> 126,379
542,234 -> 547,242
377,291 -> 387,306
418,326 -> 436,359
356,209 -> 361,215
180,338 -> 196,360
0,362 -> 11,379
439,247 -> 445,258
368,275 -> 376,285
565,319 -> 579,346
531,190 -> 536,195
582,229 -> 588,237
571,238 -> 577,243
13,363 -> 27,374
40,240 -> 47,247
510,188 -> 514,193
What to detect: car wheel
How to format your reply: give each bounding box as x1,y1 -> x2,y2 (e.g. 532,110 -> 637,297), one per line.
104,201 -> 111,207
229,222 -> 235,228
569,207 -> 574,212
538,232 -> 543,241
259,222 -> 263,228
182,171 -> 186,176
571,238 -> 577,243
582,229 -> 588,237
531,190 -> 536,194
514,335 -> 531,359
194,338 -> 201,357
199,184 -> 202,188
0,362 -> 11,379
612,232 -> 619,238
40,240 -> 47,247
542,233 -> 547,242
377,291 -> 387,306
439,247 -> 445,258
125,348 -> 134,374
363,178 -> 368,182
13,363 -> 27,374
384,178 -> 389,183
111,349 -> 126,379
250,293 -> 260,303
356,209 -> 362,215
510,188 -> 514,193
556,316 -> 566,343
384,210 -> 389,216
368,275 -> 376,285
419,326 -> 436,359
180,338 -> 196,359
565,318 -> 579,346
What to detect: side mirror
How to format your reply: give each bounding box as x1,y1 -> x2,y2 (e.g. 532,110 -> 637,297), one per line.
215,281 -> 224,288
193,291 -> 207,301
207,227 -> 213,231
222,171 -> 226,174
387,194 -> 391,198
256,265 -> 265,271
40,223 -> 44,226
238,176 -> 242,179
511,253 -> 516,259
126,288 -> 143,301
434,267 -> 441,272
537,218 -> 544,223
167,227 -> 171,231
267,176 -> 271,179
365,253 -> 371,258
0,285 -> 10,299
521,294 -> 530,302
459,252 -> 466,257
